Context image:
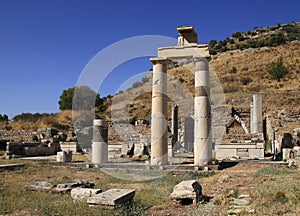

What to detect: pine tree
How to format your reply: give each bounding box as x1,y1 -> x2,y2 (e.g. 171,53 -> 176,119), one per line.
268,57 -> 288,82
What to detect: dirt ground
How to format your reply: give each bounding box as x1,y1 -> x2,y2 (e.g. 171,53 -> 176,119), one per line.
147,162 -> 288,215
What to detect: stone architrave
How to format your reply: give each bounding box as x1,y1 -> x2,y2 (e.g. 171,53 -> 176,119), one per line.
193,56 -> 212,166
150,57 -> 171,166
92,119 -> 108,165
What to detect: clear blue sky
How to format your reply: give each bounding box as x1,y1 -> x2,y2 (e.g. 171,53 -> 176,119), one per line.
0,0 -> 299,118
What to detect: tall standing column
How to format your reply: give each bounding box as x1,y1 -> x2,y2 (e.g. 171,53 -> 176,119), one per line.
150,57 -> 170,165
171,105 -> 178,156
252,94 -> 263,133
92,119 -> 108,165
193,56 -> 212,166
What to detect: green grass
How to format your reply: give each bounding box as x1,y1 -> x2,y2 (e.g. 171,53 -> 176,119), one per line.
251,165 -> 300,215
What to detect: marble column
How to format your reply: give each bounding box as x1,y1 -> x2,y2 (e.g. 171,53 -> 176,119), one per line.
92,119 -> 108,165
150,57 -> 171,165
252,94 -> 263,133
193,56 -> 212,166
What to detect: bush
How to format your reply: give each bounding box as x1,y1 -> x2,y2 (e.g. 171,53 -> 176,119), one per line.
230,67 -> 237,74
240,77 -> 253,85
178,78 -> 185,83
232,32 -> 242,38
268,57 -> 289,82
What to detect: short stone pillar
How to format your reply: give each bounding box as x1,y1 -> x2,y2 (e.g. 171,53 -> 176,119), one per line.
92,119 -> 108,165
193,56 -> 212,166
171,105 -> 178,156
150,57 -> 171,165
57,150 -> 72,162
251,94 -> 263,133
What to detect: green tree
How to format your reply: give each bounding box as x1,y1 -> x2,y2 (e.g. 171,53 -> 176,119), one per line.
0,114 -> 9,122
232,32 -> 242,38
58,86 -> 102,110
268,57 -> 288,82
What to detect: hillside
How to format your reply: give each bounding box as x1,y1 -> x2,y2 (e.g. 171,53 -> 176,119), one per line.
104,32 -> 300,135
1,22 -> 300,135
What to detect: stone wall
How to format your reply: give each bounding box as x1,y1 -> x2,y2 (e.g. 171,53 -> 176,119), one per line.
6,142 -> 60,157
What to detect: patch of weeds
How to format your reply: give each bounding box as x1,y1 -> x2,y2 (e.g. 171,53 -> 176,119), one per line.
114,201 -> 147,216
135,188 -> 168,207
254,166 -> 295,177
226,187 -> 239,198
273,191 -> 288,204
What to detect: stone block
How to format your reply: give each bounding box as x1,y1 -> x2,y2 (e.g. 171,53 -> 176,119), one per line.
256,142 -> 264,149
216,148 -> 237,160
71,188 -> 102,202
25,181 -> 53,192
56,150 -> 72,162
248,149 -> 264,159
169,180 -> 202,204
282,148 -> 292,160
53,181 -> 94,194
87,189 -> 135,207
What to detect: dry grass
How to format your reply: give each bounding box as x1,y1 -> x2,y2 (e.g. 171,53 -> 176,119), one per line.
2,160 -> 300,215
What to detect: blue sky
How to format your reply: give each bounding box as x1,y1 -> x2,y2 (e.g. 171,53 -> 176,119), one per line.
0,0 -> 299,118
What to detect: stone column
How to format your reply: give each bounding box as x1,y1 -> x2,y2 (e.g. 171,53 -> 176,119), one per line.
150,57 -> 170,165
92,119 -> 108,165
252,94 -> 263,133
193,56 -> 212,166
171,105 -> 178,156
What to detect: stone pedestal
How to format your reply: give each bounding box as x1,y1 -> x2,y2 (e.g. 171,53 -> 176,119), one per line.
150,57 -> 171,165
92,119 -> 108,165
193,56 -> 212,166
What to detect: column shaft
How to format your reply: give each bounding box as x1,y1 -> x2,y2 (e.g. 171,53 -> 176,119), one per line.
92,119 -> 108,165
252,94 -> 263,133
150,57 -> 170,165
193,56 -> 212,166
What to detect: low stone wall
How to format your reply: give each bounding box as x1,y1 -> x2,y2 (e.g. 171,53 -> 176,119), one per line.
60,142 -> 82,153
6,142 -> 60,157
216,133 -> 265,160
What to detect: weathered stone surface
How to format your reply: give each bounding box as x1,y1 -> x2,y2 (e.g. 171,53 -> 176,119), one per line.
71,188 -> 102,202
230,198 -> 250,206
53,181 -> 94,194
25,182 -> 53,191
169,180 -> 202,204
87,189 -> 135,206
56,150 -> 72,162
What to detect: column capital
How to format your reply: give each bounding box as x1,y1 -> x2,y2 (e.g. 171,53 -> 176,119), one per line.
193,55 -> 208,63
150,57 -> 172,65
93,119 -> 108,127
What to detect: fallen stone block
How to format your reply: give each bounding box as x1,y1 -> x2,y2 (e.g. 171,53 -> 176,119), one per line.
53,181 -> 94,194
169,180 -> 202,205
71,188 -> 102,202
25,182 -> 53,192
87,189 -> 135,207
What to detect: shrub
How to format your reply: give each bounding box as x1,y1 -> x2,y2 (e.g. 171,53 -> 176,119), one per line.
232,32 -> 242,38
240,77 -> 253,85
178,78 -> 185,83
268,57 -> 289,82
230,67 -> 237,74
